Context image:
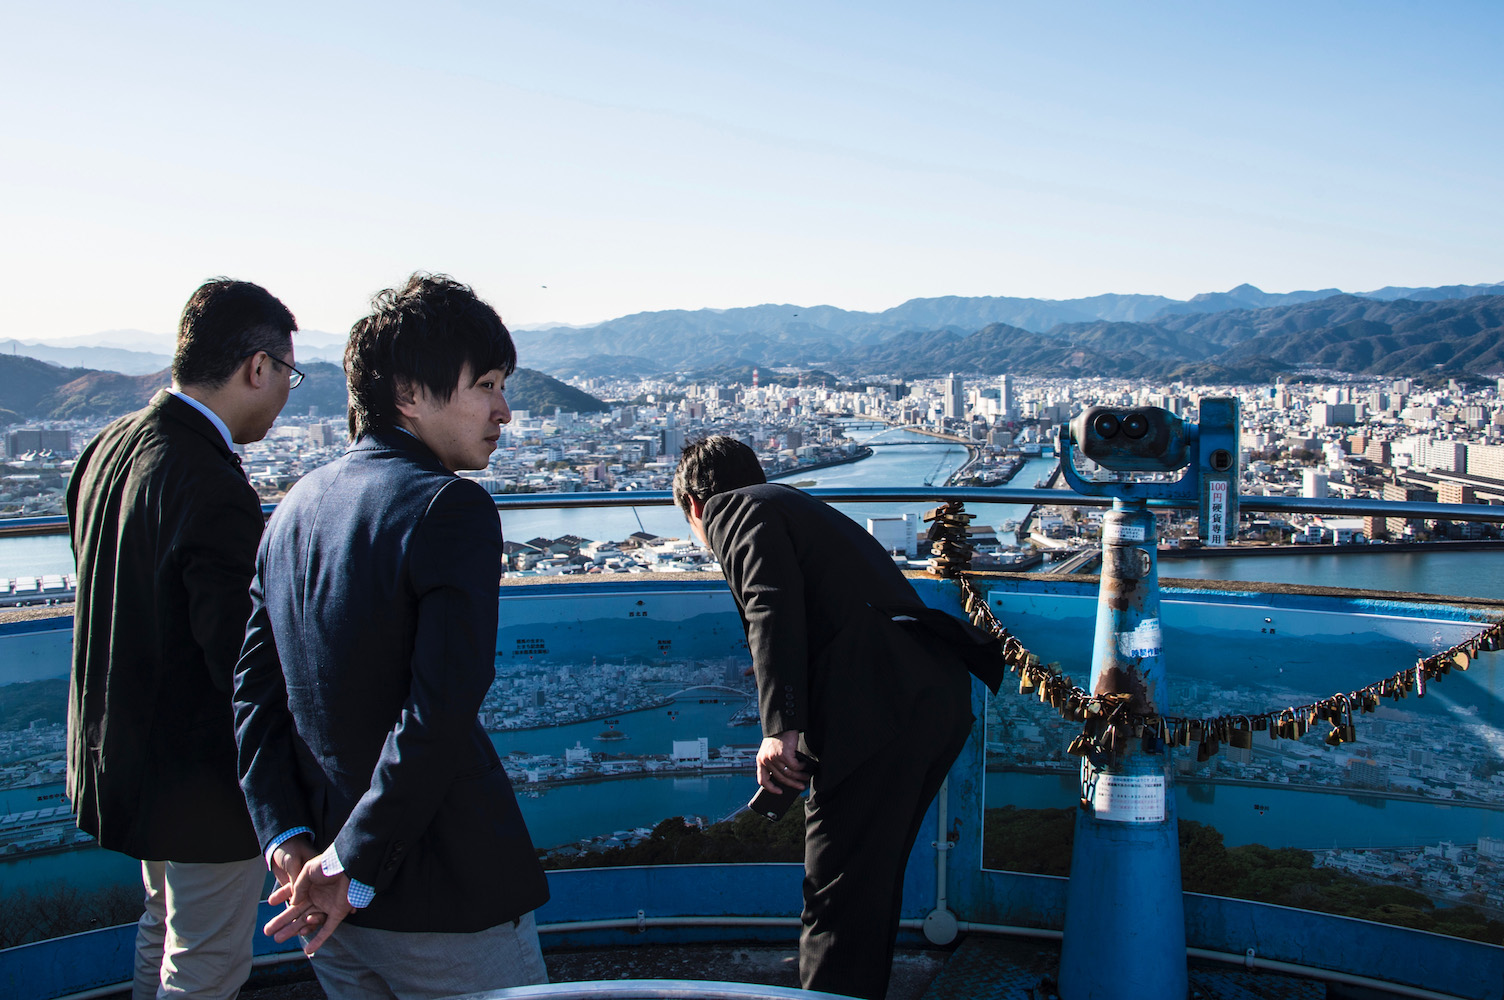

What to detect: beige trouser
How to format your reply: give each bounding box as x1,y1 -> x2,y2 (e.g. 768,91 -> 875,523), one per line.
133,857 -> 269,1000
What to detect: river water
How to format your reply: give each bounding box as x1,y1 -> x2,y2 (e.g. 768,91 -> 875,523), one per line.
10,432 -> 1503,596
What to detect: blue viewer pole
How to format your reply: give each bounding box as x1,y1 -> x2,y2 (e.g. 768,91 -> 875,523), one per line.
1058,495 -> 1186,998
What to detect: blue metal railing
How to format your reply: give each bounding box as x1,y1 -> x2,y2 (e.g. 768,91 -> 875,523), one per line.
4,485 -> 1504,538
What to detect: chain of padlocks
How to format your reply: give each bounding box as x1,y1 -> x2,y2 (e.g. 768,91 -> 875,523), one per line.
923,500 -> 1501,764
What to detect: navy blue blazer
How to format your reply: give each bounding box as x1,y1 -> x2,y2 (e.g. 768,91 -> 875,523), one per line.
233,430 -> 548,933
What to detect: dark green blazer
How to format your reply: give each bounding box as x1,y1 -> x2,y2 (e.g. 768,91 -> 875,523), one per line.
66,390 -> 263,862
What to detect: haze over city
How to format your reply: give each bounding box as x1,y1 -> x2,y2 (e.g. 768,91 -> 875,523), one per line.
3,1 -> 1502,343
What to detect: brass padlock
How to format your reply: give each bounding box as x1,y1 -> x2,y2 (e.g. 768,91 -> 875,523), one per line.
1196,736 -> 1220,762
1230,717 -> 1253,750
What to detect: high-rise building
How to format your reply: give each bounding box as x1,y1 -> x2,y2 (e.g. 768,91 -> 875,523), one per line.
1000,374 -> 1016,423
1381,483 -> 1436,539
867,514 -> 919,557
944,373 -> 965,420
1311,404 -> 1358,427
6,428 -> 72,456
1468,443 -> 1504,482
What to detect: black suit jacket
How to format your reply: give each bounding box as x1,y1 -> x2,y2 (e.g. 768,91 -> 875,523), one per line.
703,483 -> 998,789
233,430 -> 548,933
65,390 -> 263,862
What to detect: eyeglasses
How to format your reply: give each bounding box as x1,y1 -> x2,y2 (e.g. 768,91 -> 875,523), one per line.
264,354 -> 306,389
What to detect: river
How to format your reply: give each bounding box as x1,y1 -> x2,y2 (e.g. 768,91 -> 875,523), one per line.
12,437 -> 1504,597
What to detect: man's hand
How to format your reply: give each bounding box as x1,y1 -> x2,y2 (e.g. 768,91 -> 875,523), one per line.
757,730 -> 810,793
264,849 -> 354,956
269,834 -> 316,888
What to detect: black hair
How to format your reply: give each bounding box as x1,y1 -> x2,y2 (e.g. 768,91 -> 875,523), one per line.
345,272 -> 517,439
672,435 -> 766,516
172,279 -> 297,388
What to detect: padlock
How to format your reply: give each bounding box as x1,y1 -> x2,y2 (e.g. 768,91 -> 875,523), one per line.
1230,717 -> 1253,750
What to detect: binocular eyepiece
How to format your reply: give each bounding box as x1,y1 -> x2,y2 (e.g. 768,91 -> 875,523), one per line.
1070,406 -> 1190,473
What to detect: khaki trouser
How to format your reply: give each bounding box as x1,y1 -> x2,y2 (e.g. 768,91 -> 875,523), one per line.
133,857 -> 268,1000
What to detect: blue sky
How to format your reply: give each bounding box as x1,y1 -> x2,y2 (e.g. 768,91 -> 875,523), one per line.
2,1 -> 1500,341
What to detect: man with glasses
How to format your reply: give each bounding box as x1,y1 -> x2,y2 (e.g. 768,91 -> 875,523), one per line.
67,278 -> 299,1000
265,353 -> 306,389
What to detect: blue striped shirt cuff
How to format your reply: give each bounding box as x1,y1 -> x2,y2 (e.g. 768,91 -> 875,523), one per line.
322,846 -> 375,909
265,827 -> 314,868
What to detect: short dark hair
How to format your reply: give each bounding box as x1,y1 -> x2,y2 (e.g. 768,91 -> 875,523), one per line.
172,279 -> 297,388
672,436 -> 766,515
345,273 -> 517,439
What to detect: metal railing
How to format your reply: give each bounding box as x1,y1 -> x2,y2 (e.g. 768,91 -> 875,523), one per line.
5,485 -> 1504,539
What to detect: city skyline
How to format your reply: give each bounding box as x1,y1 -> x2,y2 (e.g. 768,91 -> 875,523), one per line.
2,2 -> 1501,342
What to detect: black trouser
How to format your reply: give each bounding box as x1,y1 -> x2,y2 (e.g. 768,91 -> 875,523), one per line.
799,667 -> 974,1000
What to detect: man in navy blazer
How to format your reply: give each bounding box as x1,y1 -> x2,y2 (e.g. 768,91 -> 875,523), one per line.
233,273 -> 548,998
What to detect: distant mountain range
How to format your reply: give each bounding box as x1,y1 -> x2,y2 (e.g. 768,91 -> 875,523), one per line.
516,282 -> 1504,382
836,295 -> 1504,383
0,329 -> 349,376
0,359 -> 608,425
6,281 -> 1504,391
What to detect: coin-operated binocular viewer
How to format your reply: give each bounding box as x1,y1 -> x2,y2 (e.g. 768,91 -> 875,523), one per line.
1053,398 -> 1240,1000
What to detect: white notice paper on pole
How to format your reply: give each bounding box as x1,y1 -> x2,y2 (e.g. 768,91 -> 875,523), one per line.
1103,522 -> 1145,544
1091,773 -> 1167,824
